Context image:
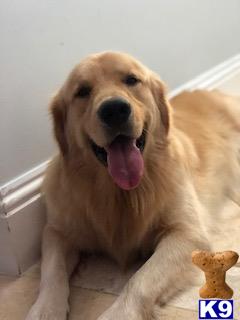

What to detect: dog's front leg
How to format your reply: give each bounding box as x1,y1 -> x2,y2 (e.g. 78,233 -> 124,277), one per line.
98,227 -> 208,320
26,225 -> 78,320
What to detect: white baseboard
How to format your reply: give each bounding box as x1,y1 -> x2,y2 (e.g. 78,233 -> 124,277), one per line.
0,53 -> 240,275
0,160 -> 49,218
0,161 -> 49,275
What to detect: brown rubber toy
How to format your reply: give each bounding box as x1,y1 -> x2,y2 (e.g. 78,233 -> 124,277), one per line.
192,250 -> 239,299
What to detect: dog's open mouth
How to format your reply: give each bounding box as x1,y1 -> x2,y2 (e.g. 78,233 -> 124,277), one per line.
90,131 -> 146,190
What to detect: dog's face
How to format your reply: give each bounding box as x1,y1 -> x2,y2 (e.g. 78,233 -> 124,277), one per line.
51,52 -> 170,190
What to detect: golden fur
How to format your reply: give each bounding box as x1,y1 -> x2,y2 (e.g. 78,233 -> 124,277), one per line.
26,52 -> 240,320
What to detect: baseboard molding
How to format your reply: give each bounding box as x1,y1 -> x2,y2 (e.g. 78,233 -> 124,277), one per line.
0,53 -> 240,275
169,53 -> 240,98
0,160 -> 49,218
0,161 -> 49,275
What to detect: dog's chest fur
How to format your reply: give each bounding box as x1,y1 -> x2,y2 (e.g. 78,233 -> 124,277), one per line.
65,161 -> 169,265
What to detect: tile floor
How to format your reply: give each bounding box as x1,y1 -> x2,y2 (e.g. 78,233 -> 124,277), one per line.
0,73 -> 240,320
0,262 -> 200,320
1,256 -> 240,319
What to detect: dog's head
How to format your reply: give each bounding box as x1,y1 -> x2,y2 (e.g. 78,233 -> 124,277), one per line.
50,52 -> 171,190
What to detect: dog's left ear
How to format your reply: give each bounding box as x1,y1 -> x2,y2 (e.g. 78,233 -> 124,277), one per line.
149,73 -> 171,134
49,91 -> 69,156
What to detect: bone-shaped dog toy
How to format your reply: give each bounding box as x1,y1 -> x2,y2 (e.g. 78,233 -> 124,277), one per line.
192,250 -> 239,299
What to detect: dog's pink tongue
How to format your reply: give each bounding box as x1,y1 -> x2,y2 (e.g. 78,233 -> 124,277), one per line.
107,137 -> 144,190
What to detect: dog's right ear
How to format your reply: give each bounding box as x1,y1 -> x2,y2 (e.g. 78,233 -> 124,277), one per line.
50,92 -> 68,156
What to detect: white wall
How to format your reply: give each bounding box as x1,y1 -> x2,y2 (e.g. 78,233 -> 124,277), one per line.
0,0 -> 240,185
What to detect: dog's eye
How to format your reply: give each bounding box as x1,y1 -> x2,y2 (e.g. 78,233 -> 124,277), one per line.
75,86 -> 92,98
124,74 -> 140,86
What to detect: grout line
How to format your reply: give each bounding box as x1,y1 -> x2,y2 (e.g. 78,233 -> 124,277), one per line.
70,284 -> 118,297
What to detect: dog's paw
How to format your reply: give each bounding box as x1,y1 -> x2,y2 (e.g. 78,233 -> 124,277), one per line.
25,299 -> 69,320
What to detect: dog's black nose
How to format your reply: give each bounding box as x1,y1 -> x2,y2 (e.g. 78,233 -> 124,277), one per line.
98,97 -> 131,127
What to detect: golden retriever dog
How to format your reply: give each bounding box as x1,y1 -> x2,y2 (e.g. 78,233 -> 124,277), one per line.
26,52 -> 240,320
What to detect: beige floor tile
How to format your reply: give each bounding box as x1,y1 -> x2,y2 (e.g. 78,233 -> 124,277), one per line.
72,255 -> 139,294
70,300 -> 199,320
0,276 -> 39,320
71,287 -> 199,320
0,274 -> 116,320
0,275 -> 17,290
22,262 -> 41,279
69,287 -> 116,320
0,273 -> 200,320
158,305 -> 198,320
